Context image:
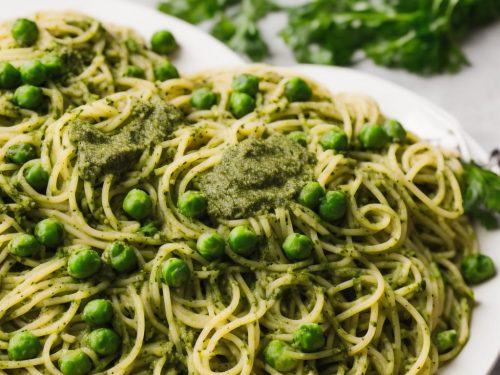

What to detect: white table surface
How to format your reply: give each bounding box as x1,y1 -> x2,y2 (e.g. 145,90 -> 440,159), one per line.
139,0 -> 500,157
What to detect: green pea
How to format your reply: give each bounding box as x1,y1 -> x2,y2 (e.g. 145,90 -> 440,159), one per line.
191,87 -> 217,110
67,248 -> 101,279
298,182 -> 325,210
6,143 -> 36,164
228,226 -> 258,256
229,92 -> 255,118
263,340 -> 299,372
320,128 -> 348,152
14,85 -> 44,110
358,124 -> 389,150
285,77 -> 312,102
319,190 -> 347,222
161,257 -> 190,287
87,328 -> 121,356
196,232 -> 225,260
287,131 -> 307,147
83,299 -> 114,326
11,18 -> 39,47
106,241 -> 138,273
34,218 -> 64,247
434,329 -> 457,353
177,190 -> 207,219
58,350 -> 92,375
0,62 -> 21,89
293,323 -> 325,352
9,233 -> 43,257
20,60 -> 47,86
41,55 -> 64,78
125,38 -> 140,53
460,254 -> 496,284
151,30 -> 178,55
282,233 -> 313,261
383,119 -> 406,143
8,331 -> 41,360
232,74 -> 260,96
122,189 -> 153,220
24,161 -> 49,191
154,61 -> 179,81
125,65 -> 145,78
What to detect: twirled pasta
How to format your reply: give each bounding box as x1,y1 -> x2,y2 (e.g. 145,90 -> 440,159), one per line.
0,13 -> 479,375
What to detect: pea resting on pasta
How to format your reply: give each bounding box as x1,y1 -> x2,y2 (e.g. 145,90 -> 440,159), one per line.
0,14 -> 496,374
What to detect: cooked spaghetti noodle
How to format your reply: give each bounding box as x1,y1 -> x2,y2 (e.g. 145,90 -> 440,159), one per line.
0,13 -> 481,375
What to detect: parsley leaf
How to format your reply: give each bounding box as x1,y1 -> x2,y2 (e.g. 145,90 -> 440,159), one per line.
463,162 -> 500,229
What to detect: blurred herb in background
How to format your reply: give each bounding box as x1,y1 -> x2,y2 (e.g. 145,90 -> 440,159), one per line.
158,0 -> 500,74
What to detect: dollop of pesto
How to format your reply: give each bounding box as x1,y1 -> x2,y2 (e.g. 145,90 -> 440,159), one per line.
69,100 -> 183,182
200,134 -> 314,219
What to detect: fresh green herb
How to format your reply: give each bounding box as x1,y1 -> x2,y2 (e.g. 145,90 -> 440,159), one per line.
159,0 -> 500,74
158,0 -> 277,61
463,162 -> 500,229
282,0 -> 500,74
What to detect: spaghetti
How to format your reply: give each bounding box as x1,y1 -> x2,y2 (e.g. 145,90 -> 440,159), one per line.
0,12 -> 482,375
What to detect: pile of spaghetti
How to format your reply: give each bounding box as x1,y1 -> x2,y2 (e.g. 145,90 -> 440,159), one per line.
0,12 -> 489,375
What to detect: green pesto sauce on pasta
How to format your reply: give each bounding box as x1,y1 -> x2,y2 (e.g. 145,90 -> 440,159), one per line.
200,134 -> 314,219
69,100 -> 184,182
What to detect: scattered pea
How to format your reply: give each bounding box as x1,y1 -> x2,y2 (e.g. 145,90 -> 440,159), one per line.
161,257 -> 190,287
24,161 -> 49,191
229,92 -> 255,118
9,233 -> 43,257
106,241 -> 138,273
461,254 -> 496,284
263,339 -> 299,372
83,299 -> 114,326
320,128 -> 348,152
196,232 -> 225,260
154,61 -> 179,81
14,84 -> 44,110
151,30 -> 178,55
319,190 -> 347,222
293,323 -> 325,352
8,331 -> 41,361
58,350 -> 92,375
0,62 -> 21,89
191,87 -> 217,109
282,233 -> 313,261
6,143 -> 36,165
11,18 -> 39,46
20,60 -> 47,86
228,226 -> 258,256
232,74 -> 259,96
34,218 -> 64,247
67,248 -> 101,279
298,182 -> 325,210
285,77 -> 312,102
358,124 -> 389,150
177,190 -> 207,219
87,328 -> 121,356
122,189 -> 153,220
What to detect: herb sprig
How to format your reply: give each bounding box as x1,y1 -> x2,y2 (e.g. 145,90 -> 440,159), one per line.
158,0 -> 500,74
463,162 -> 500,229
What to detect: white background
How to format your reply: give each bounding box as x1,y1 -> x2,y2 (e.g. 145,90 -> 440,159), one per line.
139,0 -> 500,156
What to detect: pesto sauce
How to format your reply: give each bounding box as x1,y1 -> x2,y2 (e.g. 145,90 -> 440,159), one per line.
200,134 -> 314,219
69,100 -> 183,182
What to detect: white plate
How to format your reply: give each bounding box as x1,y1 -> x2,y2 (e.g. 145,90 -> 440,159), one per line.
2,2 -> 498,373
1,0 -> 244,73
292,64 -> 500,375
